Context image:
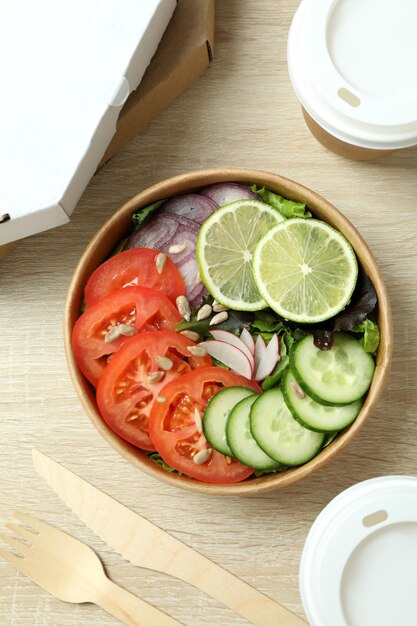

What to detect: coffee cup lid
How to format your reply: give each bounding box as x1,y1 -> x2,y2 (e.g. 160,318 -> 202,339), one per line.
300,476 -> 417,626
288,0 -> 417,149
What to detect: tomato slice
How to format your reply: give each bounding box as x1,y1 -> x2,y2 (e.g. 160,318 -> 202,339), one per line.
96,331 -> 212,451
72,287 -> 182,386
84,248 -> 185,307
149,367 -> 261,483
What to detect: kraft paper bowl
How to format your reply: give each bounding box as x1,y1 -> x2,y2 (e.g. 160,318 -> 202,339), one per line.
65,169 -> 392,495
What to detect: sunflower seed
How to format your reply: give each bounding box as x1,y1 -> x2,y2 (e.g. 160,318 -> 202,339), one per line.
156,355 -> 173,371
168,243 -> 187,254
155,252 -> 167,274
156,396 -> 167,404
291,380 -> 305,400
126,413 -> 140,422
213,303 -> 229,313
195,271 -> 202,285
179,330 -> 200,342
193,448 -> 213,465
147,371 -> 165,384
118,324 -> 137,337
194,407 -> 203,433
176,295 -> 191,321
196,304 -> 212,321
209,311 -> 229,326
187,345 -> 208,357
104,326 -> 122,343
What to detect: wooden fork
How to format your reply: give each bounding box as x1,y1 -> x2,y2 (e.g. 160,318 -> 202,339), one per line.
0,511 -> 184,626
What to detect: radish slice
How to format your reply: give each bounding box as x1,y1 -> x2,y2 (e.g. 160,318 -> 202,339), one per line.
254,335 -> 266,371
209,329 -> 254,373
200,183 -> 259,207
199,340 -> 253,379
254,335 -> 280,382
240,328 -> 255,356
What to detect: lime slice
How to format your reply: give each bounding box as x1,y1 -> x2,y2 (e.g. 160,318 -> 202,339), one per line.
253,218 -> 358,323
196,200 -> 285,310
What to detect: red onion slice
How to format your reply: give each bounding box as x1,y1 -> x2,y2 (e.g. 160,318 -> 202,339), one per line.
125,213 -> 206,306
200,183 -> 259,207
163,194 -> 218,224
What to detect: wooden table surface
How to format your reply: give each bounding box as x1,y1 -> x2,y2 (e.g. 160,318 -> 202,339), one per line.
1,1 -> 417,624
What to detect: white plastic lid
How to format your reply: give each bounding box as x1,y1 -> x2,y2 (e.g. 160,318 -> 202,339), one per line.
288,0 -> 417,150
0,0 -> 176,245
300,476 -> 417,626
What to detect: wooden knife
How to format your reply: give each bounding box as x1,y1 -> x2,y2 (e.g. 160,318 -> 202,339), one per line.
33,449 -> 307,626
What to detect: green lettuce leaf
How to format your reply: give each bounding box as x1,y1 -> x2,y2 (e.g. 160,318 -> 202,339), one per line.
322,432 -> 338,448
351,318 -> 380,354
132,200 -> 166,230
211,357 -> 230,370
254,464 -> 289,477
250,310 -> 286,338
251,186 -> 312,219
261,335 -> 291,390
261,355 -> 289,390
109,237 -> 128,257
148,453 -> 179,474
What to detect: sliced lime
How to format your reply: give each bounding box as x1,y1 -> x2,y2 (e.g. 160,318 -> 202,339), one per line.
253,218 -> 358,323
196,200 -> 284,311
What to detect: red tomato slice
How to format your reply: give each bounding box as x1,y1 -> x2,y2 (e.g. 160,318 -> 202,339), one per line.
96,331 -> 212,451
84,248 -> 185,307
72,287 -> 182,386
149,367 -> 261,483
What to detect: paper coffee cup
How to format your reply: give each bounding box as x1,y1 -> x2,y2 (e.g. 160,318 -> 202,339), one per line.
288,0 -> 417,160
300,477 -> 417,626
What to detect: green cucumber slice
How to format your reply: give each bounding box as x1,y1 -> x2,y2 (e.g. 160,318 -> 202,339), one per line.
290,333 -> 375,405
282,370 -> 363,432
203,386 -> 256,456
250,388 -> 324,466
226,395 -> 279,470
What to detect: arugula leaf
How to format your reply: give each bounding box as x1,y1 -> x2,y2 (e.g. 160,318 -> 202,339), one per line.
132,200 -> 166,230
251,186 -> 312,219
351,318 -> 380,354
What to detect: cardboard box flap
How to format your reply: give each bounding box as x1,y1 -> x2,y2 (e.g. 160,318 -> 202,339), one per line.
101,0 -> 215,165
0,0 -> 176,245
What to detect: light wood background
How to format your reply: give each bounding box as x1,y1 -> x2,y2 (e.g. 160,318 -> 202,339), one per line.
1,1 -> 417,624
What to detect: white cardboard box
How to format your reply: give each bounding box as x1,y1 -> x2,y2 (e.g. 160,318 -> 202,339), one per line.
0,0 -> 176,245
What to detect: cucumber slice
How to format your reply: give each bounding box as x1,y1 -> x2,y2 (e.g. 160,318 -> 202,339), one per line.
290,333 -> 375,405
203,386 -> 256,456
250,388 -> 324,466
226,395 -> 279,470
282,370 -> 363,433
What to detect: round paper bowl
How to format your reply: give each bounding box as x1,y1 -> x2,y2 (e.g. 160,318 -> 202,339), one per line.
64,169 -> 392,496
